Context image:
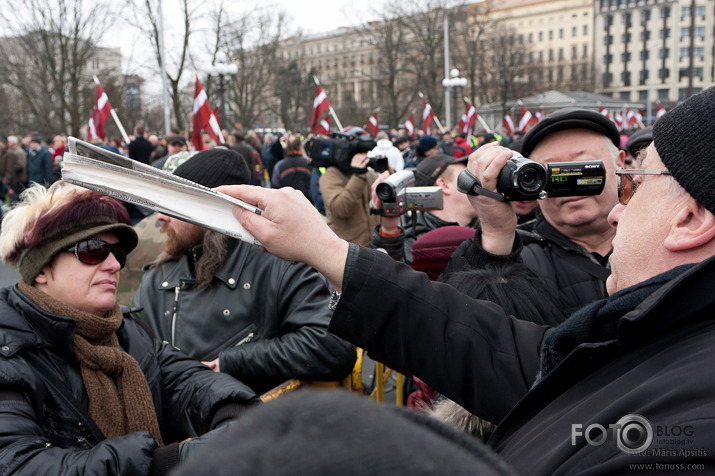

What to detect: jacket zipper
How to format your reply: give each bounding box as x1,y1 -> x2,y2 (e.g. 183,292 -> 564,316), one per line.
170,286 -> 180,346
236,332 -> 254,346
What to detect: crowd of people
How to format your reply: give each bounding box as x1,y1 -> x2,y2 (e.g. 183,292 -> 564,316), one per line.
0,85 -> 712,475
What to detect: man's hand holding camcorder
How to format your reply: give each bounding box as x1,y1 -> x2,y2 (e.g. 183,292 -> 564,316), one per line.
350,152 -> 370,177
465,142 -> 519,255
218,185 -> 350,291
370,170 -> 400,235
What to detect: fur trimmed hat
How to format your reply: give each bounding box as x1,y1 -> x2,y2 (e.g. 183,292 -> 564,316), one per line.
653,86 -> 715,215
0,182 -> 137,283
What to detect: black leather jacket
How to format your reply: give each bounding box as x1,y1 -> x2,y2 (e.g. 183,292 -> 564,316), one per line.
0,285 -> 258,476
133,239 -> 356,394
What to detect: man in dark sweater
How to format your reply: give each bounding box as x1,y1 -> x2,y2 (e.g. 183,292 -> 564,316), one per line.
128,124 -> 154,165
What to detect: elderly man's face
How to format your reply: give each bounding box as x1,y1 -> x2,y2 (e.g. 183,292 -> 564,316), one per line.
606,144 -> 677,294
530,129 -> 623,240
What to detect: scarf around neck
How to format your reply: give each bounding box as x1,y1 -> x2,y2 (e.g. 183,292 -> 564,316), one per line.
18,280 -> 164,445
537,263 -> 695,383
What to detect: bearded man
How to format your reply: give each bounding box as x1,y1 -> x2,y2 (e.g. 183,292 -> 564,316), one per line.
132,148 -> 356,394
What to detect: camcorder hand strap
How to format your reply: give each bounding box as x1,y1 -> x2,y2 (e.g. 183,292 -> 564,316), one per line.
457,169 -> 506,202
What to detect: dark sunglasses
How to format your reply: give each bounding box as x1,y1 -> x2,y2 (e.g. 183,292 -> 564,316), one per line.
615,168 -> 672,205
64,239 -> 128,269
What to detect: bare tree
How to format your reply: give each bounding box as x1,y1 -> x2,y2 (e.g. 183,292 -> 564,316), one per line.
273,60 -> 316,132
208,4 -> 285,130
0,0 -> 116,137
131,0 -> 195,131
359,10 -> 416,129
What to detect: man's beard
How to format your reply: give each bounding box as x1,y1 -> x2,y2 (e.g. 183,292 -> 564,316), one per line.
162,222 -> 206,257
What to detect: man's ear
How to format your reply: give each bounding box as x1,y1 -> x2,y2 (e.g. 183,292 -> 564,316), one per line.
663,199 -> 715,251
435,176 -> 450,195
615,149 -> 626,168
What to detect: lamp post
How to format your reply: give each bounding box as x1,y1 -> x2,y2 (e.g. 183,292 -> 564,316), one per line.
442,69 -> 467,130
207,63 -> 238,130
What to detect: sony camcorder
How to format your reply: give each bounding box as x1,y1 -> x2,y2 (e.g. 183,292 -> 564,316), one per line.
373,169 -> 443,217
458,152 -> 605,201
305,132 -> 381,174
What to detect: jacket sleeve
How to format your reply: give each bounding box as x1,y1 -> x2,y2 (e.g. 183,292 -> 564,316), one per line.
0,364 -> 159,476
440,224 -> 524,280
370,225 -> 405,262
218,262 -> 356,392
153,341 -> 259,437
319,168 -> 367,219
329,244 -> 549,425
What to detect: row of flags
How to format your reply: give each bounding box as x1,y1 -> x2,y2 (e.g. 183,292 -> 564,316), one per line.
87,77 -> 670,151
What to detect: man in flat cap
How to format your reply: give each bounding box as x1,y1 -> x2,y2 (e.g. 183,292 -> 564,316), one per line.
444,107 -> 625,316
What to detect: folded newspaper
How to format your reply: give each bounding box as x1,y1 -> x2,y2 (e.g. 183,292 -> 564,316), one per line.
61,137 -> 262,245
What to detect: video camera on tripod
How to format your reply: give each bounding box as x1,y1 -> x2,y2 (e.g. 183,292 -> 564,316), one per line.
373,169 -> 443,217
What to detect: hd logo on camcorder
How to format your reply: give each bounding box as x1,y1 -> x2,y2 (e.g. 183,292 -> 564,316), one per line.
571,414 -> 654,455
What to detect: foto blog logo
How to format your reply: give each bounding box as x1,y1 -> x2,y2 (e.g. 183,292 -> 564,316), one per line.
571,414 -> 654,455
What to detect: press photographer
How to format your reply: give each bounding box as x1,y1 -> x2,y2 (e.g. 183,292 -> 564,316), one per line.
370,154 -> 478,264
309,128 -> 386,247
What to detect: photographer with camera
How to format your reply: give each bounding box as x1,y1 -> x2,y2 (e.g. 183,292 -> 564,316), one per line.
313,128 -> 386,247
444,108 -> 624,316
370,154 -> 478,264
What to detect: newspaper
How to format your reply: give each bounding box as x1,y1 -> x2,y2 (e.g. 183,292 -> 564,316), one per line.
61,137 -> 263,245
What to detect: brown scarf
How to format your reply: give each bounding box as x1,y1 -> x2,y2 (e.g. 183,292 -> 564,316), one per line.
18,280 -> 164,445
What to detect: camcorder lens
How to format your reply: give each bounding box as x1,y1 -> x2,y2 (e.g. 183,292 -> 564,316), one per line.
516,165 -> 545,192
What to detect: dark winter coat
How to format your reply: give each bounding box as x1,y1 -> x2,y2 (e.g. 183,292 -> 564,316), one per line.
270,154 -> 312,202
27,145 -> 53,185
133,239 -> 356,394
0,285 -> 258,476
444,209 -> 609,316
329,245 -> 715,475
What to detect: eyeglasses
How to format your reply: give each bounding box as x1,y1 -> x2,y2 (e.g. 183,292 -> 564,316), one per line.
65,239 -> 128,269
615,168 -> 672,205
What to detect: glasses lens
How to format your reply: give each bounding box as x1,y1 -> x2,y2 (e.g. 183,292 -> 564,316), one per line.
618,173 -> 635,205
76,240 -> 110,265
75,240 -> 127,269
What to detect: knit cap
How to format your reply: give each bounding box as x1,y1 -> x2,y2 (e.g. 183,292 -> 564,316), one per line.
653,86 -> 715,214
172,148 -> 251,187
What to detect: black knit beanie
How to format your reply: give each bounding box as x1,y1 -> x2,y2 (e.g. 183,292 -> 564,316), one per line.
653,86 -> 715,215
173,148 -> 251,188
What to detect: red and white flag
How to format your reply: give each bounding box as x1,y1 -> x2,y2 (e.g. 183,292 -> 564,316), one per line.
626,108 -> 638,129
535,107 -> 543,123
192,76 -> 223,151
634,110 -> 645,129
614,110 -> 624,130
310,84 -> 331,135
87,83 -> 113,141
656,103 -> 667,120
404,114 -> 416,140
502,111 -> 514,135
598,104 -> 609,118
422,97 -> 435,135
366,111 -> 379,136
458,101 -> 478,134
518,104 -> 538,132
317,116 -> 331,136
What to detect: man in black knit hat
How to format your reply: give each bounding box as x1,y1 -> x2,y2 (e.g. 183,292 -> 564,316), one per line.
216,86 -> 715,474
132,148 -> 356,395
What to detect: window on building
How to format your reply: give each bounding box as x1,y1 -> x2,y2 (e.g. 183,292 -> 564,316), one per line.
605,53 -> 613,63
661,7 -> 670,19
660,48 -> 670,59
621,51 -> 632,62
605,15 -> 613,27
680,6 -> 690,18
603,72 -> 613,86
620,91 -> 630,100
558,67 -> 564,82
583,45 -> 588,57
693,46 -> 704,59
679,88 -> 701,100
529,51 -> 534,62
549,49 -> 554,61
572,26 -> 577,37
678,67 -> 689,80
660,28 -> 670,39
623,12 -> 631,26
583,24 -> 588,35
638,90 -> 648,100
679,47 -> 689,59
641,9 -> 651,22
548,69 -> 553,82
559,28 -> 564,38
549,30 -> 553,40
528,32 -> 533,42
680,27 -> 689,39
640,30 -> 651,41
539,51 -> 544,61
657,89 -> 669,99
693,67 -> 704,80
622,71 -> 631,86
539,31 -> 543,41
582,64 -> 588,79
694,5 -> 706,17
694,26 -> 705,38
621,33 -> 631,42
571,66 -> 578,81
640,50 -> 649,60
659,68 -> 670,80
572,45 -> 578,59
639,70 -> 649,84
559,48 -> 564,59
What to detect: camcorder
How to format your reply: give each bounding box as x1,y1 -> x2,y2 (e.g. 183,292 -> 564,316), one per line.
373,169 -> 443,217
458,152 -> 605,201
305,132 -> 382,174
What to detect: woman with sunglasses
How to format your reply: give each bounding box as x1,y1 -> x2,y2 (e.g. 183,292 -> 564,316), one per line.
0,182 -> 258,475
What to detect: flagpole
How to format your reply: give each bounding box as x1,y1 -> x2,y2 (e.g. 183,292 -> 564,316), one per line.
313,75 -> 343,131
93,76 -> 130,144
464,96 -> 492,133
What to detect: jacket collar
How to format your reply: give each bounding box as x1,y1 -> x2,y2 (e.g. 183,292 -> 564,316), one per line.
156,239 -> 248,290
